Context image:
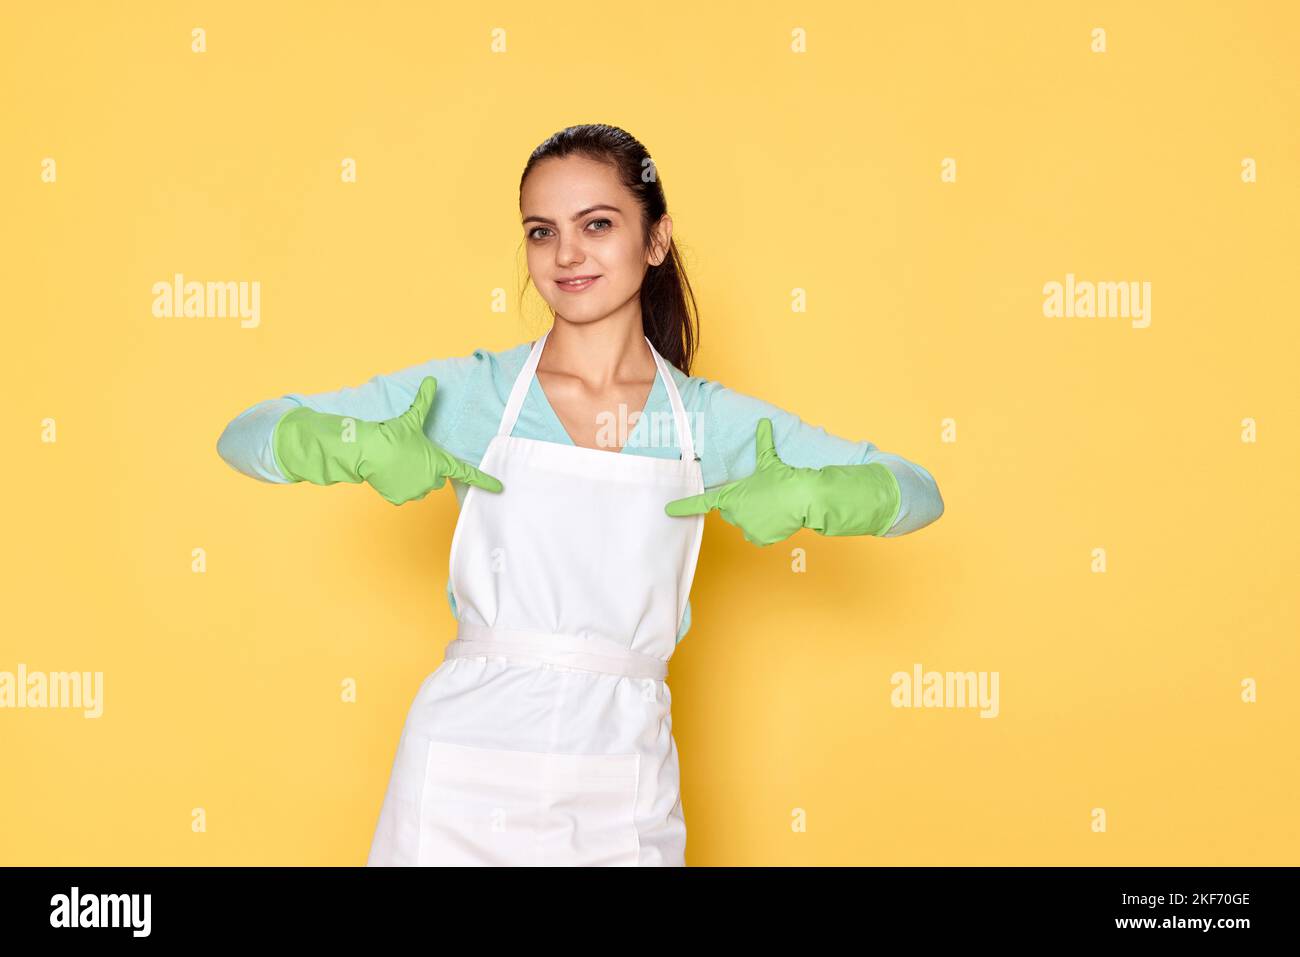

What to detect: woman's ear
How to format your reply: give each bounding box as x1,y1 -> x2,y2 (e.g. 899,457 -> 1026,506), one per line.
648,213 -> 673,266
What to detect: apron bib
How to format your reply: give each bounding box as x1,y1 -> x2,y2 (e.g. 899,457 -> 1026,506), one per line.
366,328 -> 705,866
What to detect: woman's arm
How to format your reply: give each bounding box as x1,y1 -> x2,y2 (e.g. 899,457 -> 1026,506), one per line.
216,350 -> 484,484
698,380 -> 944,537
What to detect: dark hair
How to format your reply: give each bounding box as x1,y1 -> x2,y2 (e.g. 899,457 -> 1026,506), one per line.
518,124 -> 699,375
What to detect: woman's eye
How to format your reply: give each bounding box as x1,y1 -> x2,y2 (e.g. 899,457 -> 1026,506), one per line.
527,219 -> 611,241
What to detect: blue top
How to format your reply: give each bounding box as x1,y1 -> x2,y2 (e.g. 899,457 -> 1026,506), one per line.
216,339 -> 945,643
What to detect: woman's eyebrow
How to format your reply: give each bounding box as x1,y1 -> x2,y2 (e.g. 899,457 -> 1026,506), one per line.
522,204 -> 622,226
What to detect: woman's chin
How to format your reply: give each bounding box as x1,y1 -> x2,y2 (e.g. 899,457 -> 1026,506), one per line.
551,302 -> 613,324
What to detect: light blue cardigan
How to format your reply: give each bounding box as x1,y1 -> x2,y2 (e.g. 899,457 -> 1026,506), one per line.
217,340 -> 945,642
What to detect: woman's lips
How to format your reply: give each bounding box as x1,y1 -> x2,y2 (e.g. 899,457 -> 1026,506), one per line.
555,276 -> 600,293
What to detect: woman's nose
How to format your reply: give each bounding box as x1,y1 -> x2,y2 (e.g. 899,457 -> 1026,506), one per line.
555,233 -> 585,266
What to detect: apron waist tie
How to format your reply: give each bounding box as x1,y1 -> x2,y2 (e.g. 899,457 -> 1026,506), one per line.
445,621 -> 669,680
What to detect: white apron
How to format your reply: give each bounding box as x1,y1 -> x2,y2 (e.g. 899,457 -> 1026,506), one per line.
365,328 -> 705,866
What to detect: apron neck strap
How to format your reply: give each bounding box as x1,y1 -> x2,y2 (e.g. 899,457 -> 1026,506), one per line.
498,327 -> 697,461
646,340 -> 697,462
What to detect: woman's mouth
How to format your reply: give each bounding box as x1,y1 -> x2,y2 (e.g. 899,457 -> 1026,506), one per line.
555,275 -> 600,293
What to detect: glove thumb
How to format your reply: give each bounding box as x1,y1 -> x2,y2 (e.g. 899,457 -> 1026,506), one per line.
400,376 -> 438,430
754,417 -> 781,469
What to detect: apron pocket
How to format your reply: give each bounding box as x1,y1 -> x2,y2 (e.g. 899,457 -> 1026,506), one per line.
418,740 -> 641,867
536,750 -> 641,867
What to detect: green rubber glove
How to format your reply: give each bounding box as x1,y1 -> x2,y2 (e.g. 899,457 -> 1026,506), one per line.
271,375 -> 503,505
664,418 -> 901,546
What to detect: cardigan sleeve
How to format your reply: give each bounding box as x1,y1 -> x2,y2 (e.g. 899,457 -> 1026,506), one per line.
697,379 -> 944,537
215,349 -> 484,483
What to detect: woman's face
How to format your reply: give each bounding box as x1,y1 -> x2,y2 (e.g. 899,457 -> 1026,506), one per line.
520,154 -> 671,326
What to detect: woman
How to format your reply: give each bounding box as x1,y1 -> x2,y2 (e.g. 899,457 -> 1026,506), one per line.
216,124 -> 944,866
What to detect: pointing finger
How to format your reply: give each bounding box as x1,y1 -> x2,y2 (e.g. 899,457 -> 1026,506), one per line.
444,455 -> 504,492
665,488 -> 722,517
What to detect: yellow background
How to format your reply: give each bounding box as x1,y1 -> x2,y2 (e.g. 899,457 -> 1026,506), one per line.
3,0 -> 1296,865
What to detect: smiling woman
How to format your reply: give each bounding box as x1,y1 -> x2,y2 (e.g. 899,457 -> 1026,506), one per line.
516,144 -> 695,457
214,123 -> 944,867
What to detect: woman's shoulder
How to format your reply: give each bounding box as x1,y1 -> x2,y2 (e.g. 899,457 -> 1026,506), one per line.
427,339 -> 533,387
457,339 -> 533,366
673,364 -> 795,438
413,340 -> 536,459
671,364 -> 749,412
